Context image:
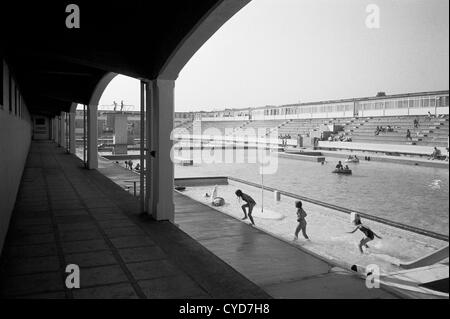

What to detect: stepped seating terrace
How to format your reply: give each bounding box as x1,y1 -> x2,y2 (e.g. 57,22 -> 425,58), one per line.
346,116 -> 449,147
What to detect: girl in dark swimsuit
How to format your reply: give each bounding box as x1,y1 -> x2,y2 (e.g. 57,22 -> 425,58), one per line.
235,189 -> 256,225
294,201 -> 309,240
348,215 -> 382,254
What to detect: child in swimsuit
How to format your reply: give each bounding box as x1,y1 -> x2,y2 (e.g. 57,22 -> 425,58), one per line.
235,189 -> 256,225
348,215 -> 382,254
294,201 -> 309,241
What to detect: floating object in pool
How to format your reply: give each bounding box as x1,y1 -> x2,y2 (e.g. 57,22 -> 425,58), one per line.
175,186 -> 186,191
211,185 -> 218,199
345,158 -> 360,163
212,197 -> 225,207
332,169 -> 352,175
429,179 -> 442,190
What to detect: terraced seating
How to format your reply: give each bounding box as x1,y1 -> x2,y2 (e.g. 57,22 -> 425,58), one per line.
233,120 -> 285,137
173,119 -> 194,134
345,116 -> 449,147
198,121 -> 248,136
276,117 -> 360,137
173,115 -> 449,148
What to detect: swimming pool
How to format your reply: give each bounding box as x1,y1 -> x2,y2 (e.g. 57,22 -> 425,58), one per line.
175,151 -> 449,236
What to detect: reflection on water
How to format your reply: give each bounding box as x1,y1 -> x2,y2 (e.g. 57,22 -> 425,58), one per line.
175,151 -> 449,236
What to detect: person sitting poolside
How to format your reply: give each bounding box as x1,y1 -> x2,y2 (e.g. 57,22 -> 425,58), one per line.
429,147 -> 442,160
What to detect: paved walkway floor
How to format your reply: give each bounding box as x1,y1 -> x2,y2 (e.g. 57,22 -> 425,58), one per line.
0,141 -> 269,299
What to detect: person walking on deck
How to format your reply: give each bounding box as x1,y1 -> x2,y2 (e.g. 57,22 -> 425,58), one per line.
294,201 -> 309,241
235,189 -> 256,225
348,214 -> 382,254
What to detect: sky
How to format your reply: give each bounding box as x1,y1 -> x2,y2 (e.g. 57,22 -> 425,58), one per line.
98,0 -> 449,112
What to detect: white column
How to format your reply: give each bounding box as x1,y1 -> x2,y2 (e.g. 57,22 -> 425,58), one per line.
87,104 -> 98,169
69,112 -> 76,154
147,79 -> 175,222
60,112 -> 67,149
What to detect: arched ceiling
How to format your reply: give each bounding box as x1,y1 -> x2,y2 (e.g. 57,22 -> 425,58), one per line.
0,1 -> 231,116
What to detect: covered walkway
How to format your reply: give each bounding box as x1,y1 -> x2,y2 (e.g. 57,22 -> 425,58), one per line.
0,141 -> 399,299
0,141 -> 269,299
0,142 -> 398,299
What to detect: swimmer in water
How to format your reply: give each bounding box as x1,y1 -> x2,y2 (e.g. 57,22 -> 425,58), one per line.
348,215 -> 382,254
235,189 -> 256,225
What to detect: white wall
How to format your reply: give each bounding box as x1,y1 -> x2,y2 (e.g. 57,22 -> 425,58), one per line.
0,60 -> 33,254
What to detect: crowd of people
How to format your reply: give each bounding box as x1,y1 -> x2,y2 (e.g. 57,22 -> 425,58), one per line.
328,133 -> 352,142
374,125 -> 397,135
279,134 -> 291,146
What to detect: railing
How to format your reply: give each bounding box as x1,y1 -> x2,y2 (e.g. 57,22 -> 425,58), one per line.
228,176 -> 449,242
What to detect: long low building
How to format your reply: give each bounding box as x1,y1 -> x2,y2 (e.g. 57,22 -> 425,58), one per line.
195,90 -> 449,121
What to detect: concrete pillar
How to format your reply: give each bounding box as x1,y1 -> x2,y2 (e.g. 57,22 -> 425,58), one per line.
112,113 -> 128,155
69,112 -> 76,154
50,118 -> 54,141
147,79 -> 175,221
55,116 -> 60,145
87,104 -> 98,169
60,113 -> 66,149
54,118 -> 58,142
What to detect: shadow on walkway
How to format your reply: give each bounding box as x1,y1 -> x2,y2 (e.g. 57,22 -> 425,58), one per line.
0,141 -> 269,299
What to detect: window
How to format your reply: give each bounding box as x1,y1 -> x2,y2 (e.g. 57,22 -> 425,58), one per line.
438,96 -> 449,107
421,98 -> 430,108
430,98 -> 436,107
